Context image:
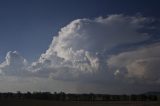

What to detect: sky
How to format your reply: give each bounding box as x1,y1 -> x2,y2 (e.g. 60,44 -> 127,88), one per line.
0,0 -> 160,94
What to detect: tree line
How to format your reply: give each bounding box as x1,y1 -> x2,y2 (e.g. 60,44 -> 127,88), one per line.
0,91 -> 159,101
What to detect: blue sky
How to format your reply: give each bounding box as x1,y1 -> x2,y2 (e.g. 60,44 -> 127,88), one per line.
0,0 -> 160,62
0,0 -> 160,93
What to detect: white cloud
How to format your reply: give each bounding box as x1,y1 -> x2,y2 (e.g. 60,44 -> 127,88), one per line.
107,43 -> 160,83
0,51 -> 29,76
32,14 -> 153,81
0,14 -> 159,93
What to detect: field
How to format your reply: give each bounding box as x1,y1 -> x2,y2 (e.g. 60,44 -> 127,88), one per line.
0,100 -> 160,106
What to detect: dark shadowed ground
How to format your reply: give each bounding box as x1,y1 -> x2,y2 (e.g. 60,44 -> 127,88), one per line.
0,100 -> 160,106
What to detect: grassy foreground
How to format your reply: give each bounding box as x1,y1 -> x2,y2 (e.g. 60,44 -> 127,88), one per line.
0,100 -> 160,106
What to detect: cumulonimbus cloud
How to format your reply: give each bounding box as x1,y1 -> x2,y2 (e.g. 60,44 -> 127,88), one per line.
0,14 -> 159,85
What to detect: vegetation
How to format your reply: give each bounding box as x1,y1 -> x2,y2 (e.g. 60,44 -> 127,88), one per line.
0,91 -> 159,101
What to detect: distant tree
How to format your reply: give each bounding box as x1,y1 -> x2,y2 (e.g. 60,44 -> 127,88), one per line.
17,91 -> 22,99
148,95 -> 157,101
131,95 -> 137,101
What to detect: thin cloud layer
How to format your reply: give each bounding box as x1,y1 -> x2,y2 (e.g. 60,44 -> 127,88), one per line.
0,14 -> 159,91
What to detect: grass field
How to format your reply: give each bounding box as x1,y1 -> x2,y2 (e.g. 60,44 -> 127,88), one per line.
0,100 -> 160,106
